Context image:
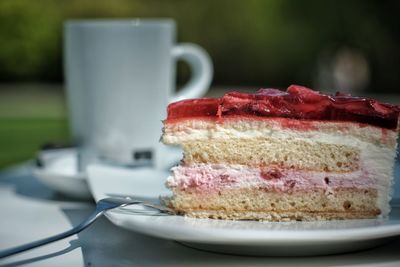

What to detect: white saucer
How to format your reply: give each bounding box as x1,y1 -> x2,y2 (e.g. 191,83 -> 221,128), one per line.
33,148 -> 91,199
87,163 -> 400,256
33,146 -> 183,200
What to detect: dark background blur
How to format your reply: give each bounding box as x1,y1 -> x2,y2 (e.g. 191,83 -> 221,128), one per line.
0,0 -> 399,92
0,0 -> 399,168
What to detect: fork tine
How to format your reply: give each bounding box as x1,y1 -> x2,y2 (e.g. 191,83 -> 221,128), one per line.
105,193 -> 162,203
101,195 -> 175,215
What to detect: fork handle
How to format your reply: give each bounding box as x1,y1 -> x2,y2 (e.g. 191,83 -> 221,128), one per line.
0,210 -> 103,259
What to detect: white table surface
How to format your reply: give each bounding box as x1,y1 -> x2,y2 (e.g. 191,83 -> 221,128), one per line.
1,163 -> 400,267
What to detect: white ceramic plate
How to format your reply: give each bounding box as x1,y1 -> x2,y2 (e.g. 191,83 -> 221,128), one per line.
87,164 -> 400,256
33,149 -> 91,199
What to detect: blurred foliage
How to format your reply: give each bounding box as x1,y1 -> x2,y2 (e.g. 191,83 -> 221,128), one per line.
0,118 -> 69,168
0,84 -> 68,168
0,0 -> 399,92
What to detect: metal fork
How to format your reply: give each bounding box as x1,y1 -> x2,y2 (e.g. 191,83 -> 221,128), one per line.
0,197 -> 174,259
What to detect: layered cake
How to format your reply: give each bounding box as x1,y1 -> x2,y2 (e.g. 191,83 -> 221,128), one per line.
162,85 -> 400,221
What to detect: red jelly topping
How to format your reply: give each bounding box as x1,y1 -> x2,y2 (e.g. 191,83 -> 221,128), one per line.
166,85 -> 400,129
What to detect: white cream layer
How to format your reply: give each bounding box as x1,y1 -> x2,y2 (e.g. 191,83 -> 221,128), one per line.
163,119 -> 397,147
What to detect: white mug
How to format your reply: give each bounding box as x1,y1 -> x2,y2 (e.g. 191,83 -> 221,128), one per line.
64,19 -> 213,169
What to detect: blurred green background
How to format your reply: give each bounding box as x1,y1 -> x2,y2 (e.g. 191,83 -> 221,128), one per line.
0,0 -> 399,168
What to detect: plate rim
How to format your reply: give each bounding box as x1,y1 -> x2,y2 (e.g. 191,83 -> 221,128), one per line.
104,211 -> 400,243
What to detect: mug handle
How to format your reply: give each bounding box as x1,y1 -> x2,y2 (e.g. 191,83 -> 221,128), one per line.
170,43 -> 213,102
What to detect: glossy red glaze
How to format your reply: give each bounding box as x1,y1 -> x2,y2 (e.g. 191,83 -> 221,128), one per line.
166,85 -> 400,129
166,98 -> 220,120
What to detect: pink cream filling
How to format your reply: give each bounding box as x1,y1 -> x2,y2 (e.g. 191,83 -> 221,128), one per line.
167,164 -> 377,194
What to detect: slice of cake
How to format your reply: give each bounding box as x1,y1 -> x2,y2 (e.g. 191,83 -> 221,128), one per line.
162,85 -> 400,221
